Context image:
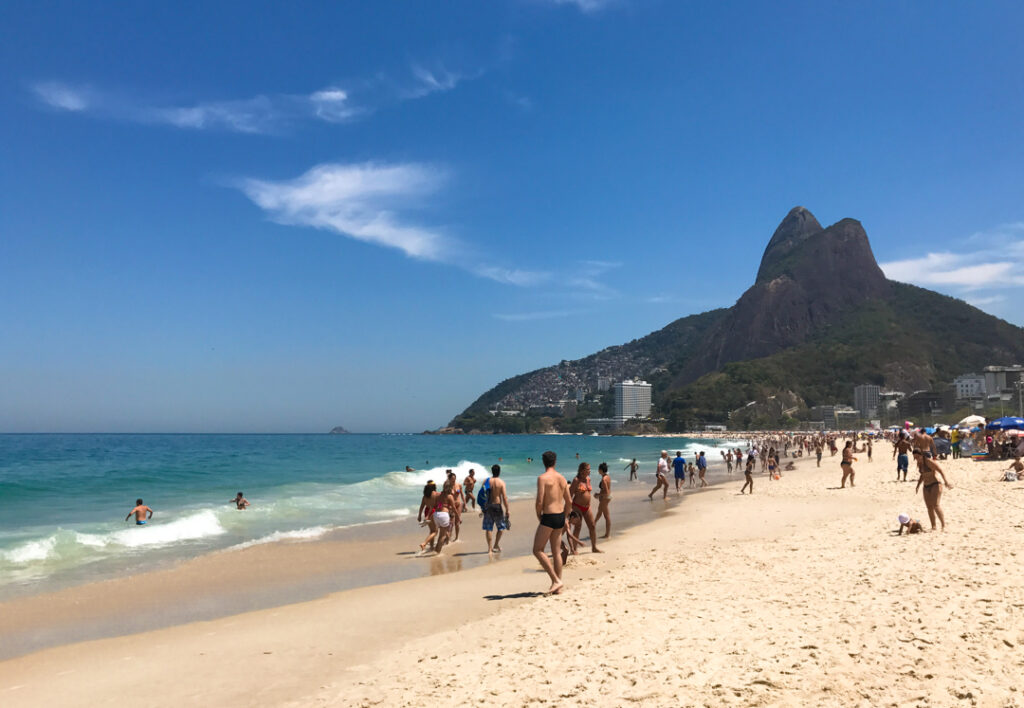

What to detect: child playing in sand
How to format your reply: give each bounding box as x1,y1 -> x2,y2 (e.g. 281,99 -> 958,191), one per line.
897,513 -> 923,535
1001,456 -> 1023,481
560,510 -> 584,564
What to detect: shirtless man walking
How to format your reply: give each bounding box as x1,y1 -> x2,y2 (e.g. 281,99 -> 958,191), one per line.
482,464 -> 509,556
569,462 -> 602,554
893,433 -> 913,481
463,469 -> 477,510
533,450 -> 573,594
625,458 -> 639,481
593,462 -> 612,539
125,499 -> 153,525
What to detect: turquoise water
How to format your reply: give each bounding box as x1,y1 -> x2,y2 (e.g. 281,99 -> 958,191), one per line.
0,434 -> 729,594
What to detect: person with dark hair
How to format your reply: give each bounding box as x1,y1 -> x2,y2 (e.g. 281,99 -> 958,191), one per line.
533,450 -> 572,594
697,451 -> 708,487
125,499 -> 153,525
840,441 -> 856,488
915,452 -> 952,530
569,462 -> 601,554
740,455 -> 754,494
624,458 -> 638,481
229,492 -> 250,510
672,451 -> 686,493
893,432 -> 912,481
593,462 -> 612,538
417,481 -> 439,553
483,464 -> 509,556
463,469 -> 477,509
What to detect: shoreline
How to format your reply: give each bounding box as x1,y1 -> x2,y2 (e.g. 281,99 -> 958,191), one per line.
0,461 -> 725,660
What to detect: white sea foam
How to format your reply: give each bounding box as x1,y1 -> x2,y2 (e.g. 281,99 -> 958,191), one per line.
2,536 -> 57,564
107,509 -> 226,548
227,525 -> 331,551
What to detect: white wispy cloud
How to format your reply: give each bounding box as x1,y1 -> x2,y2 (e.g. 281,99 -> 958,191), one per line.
33,81 -> 90,111
236,161 -> 548,286
880,221 -> 1024,291
539,0 -> 618,13
31,62 -> 474,134
238,162 -> 451,260
493,310 -> 575,321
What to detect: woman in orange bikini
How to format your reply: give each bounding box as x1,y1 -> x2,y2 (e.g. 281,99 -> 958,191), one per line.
569,462 -> 602,554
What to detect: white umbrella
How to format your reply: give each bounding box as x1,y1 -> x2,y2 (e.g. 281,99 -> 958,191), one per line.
958,415 -> 986,427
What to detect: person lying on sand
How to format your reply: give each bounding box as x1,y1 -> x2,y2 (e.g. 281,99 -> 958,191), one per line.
897,513 -> 923,535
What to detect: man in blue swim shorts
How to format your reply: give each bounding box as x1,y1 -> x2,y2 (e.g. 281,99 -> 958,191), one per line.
482,465 -> 509,556
125,498 -> 153,525
672,451 -> 686,493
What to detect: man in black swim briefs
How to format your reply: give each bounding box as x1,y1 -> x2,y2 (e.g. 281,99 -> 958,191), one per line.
533,450 -> 573,594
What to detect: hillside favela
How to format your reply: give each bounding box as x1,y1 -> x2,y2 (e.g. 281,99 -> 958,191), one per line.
3,3 -> 1024,708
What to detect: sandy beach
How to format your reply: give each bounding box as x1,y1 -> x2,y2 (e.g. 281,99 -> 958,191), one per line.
3,450 -> 1024,706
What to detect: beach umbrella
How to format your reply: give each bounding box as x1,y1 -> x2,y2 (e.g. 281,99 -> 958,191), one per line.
958,415 -> 986,427
924,427 -> 936,434
987,416 -> 1024,431
1008,429 -> 1022,437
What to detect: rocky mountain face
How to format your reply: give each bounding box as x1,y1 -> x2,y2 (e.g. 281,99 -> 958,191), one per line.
453,207 -> 1024,428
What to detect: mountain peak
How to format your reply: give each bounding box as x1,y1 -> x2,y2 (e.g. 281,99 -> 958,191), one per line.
756,206 -> 823,283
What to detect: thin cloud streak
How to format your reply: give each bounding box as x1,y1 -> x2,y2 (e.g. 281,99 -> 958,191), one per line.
540,0 -> 618,13
31,61 -> 475,134
236,161 -> 548,287
493,310 -> 575,322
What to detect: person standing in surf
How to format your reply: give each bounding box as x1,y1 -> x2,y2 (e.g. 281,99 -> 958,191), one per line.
569,462 -> 601,554
125,499 -> 153,525
593,462 -> 612,539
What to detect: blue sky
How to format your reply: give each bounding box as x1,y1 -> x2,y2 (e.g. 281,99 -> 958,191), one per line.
2,0 -> 1024,432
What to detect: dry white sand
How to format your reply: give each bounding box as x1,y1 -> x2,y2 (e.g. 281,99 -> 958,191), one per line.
3,452 -> 1024,707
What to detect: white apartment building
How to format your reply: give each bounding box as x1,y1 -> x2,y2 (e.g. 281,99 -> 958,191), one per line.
953,373 -> 986,400
614,379 -> 652,423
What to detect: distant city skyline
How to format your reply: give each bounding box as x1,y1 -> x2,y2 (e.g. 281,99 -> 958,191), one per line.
2,1 -> 1024,432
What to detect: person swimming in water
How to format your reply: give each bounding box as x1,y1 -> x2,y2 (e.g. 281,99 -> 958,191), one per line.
229,492 -> 250,510
125,499 -> 153,525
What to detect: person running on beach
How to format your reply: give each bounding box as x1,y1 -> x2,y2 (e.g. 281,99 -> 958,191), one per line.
463,469 -> 477,509
893,433 -> 912,481
125,499 -> 153,525
840,441 -> 855,488
533,450 -> 573,594
483,464 -> 509,556
625,458 -> 639,481
672,451 -> 686,493
417,481 -> 440,553
915,452 -> 951,530
697,451 -> 708,487
569,462 -> 602,554
229,492 -> 250,510
740,455 -> 754,494
593,462 -> 612,538
648,451 -> 670,500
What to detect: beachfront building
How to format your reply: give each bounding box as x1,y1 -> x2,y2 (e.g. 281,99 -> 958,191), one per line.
835,407 -> 859,430
614,379 -> 652,424
853,384 -> 880,418
954,373 -> 986,400
983,365 -> 1024,395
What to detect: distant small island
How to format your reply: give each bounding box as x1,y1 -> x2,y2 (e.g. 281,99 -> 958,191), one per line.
328,426 -> 350,434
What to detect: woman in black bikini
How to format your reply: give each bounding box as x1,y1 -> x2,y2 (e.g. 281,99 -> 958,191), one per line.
915,452 -> 952,530
840,441 -> 855,488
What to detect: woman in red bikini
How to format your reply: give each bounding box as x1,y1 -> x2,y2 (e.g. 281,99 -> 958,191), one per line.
568,462 -> 602,554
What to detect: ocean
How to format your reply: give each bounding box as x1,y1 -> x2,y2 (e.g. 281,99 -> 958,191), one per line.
0,433 -> 732,597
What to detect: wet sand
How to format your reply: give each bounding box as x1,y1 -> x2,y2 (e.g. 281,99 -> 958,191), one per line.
0,465 -> 699,659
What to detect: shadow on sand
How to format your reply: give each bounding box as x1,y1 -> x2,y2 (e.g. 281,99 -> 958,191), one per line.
484,591 -> 544,601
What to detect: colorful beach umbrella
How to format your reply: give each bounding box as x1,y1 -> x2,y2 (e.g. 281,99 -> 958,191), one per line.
986,416 -> 1024,430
